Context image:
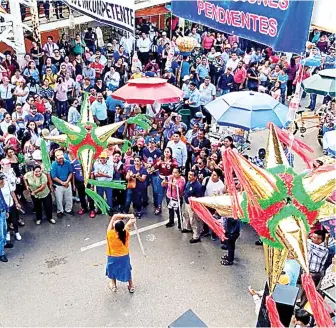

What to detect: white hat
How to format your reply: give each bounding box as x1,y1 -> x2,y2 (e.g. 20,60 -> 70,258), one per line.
183,75 -> 190,82
32,149 -> 42,161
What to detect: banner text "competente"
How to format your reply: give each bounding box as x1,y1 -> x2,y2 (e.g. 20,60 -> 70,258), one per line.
69,0 -> 134,27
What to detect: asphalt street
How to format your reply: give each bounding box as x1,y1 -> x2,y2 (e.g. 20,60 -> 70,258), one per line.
0,112 -> 323,327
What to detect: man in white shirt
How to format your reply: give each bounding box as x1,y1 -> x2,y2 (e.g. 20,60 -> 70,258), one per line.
190,27 -> 201,45
104,66 -> 120,91
120,32 -> 135,55
199,76 -> 216,125
137,32 -> 151,65
0,77 -> 15,114
93,151 -> 114,211
226,53 -> 239,72
167,131 -> 188,168
43,36 -> 59,57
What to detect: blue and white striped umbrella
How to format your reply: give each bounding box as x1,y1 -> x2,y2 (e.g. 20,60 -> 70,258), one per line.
205,91 -> 289,130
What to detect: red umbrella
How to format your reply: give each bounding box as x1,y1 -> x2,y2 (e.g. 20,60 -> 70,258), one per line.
111,77 -> 183,105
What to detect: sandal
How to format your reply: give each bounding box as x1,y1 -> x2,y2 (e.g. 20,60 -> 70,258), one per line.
108,282 -> 117,292
220,259 -> 233,266
128,286 -> 135,293
221,255 -> 229,260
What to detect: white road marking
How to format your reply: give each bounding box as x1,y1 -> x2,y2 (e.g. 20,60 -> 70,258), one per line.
80,220 -> 169,252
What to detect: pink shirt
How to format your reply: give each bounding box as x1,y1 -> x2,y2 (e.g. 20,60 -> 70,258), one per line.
166,176 -> 185,200
54,82 -> 68,101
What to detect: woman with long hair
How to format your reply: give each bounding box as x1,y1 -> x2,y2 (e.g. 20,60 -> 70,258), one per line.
162,167 -> 185,229
106,213 -> 136,292
23,61 -> 40,85
270,81 -> 281,102
125,156 -> 148,218
287,56 -> 298,97
222,136 -> 238,154
3,53 -> 19,78
23,165 -> 55,225
153,147 -> 178,215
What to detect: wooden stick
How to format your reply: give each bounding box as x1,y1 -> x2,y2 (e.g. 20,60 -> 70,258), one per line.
134,223 -> 146,257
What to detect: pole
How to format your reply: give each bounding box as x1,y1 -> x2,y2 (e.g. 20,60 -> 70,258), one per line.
134,223 -> 146,257
175,181 -> 183,229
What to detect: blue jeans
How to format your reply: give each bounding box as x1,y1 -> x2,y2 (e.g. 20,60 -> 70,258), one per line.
0,211 -> 7,256
308,93 -> 317,110
124,189 -> 144,214
56,100 -> 68,118
152,175 -> 166,208
97,187 -> 113,209
280,87 -> 286,104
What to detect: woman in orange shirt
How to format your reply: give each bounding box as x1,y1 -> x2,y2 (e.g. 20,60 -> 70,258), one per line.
106,213 -> 136,293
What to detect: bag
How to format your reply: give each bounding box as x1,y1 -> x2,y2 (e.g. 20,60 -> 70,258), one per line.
168,198 -> 179,210
127,176 -> 136,189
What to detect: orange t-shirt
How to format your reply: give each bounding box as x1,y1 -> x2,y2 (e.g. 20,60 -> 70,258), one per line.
106,229 -> 130,256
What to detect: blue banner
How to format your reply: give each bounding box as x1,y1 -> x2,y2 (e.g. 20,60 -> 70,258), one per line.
171,0 -> 314,54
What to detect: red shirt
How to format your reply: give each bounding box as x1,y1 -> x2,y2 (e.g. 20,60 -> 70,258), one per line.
89,95 -> 97,104
155,159 -> 178,177
34,101 -> 46,114
234,67 -> 247,84
90,62 -> 104,78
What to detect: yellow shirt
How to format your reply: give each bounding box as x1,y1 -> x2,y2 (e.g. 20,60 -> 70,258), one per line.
106,229 -> 130,256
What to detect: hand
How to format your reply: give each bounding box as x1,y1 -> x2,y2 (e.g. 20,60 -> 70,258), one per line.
15,202 -> 22,210
64,182 -> 69,188
239,85 -> 243,90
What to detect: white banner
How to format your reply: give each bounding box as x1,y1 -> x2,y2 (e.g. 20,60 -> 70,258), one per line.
63,0 -> 135,33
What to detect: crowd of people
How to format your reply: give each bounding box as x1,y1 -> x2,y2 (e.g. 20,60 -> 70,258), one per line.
0,17 -> 335,322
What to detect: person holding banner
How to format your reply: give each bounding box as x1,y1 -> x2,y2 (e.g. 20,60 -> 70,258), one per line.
106,213 -> 136,293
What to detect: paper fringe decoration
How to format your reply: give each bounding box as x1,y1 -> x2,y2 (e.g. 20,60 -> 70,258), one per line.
40,139 -> 51,172
127,114 -> 151,131
268,123 -> 314,168
88,179 -> 126,190
266,296 -> 285,328
189,199 -> 226,241
301,273 -> 335,328
85,188 -> 110,215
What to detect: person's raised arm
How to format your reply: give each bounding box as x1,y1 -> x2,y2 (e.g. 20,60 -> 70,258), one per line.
107,213 -> 134,232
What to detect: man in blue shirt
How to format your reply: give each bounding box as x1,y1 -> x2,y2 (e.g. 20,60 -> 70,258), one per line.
196,57 -> 210,84
180,56 -> 191,85
185,82 -> 201,118
0,173 -> 11,263
24,105 -> 44,127
182,170 -> 204,243
51,150 -> 73,218
218,67 -> 234,95
92,92 -> 108,126
106,93 -> 124,124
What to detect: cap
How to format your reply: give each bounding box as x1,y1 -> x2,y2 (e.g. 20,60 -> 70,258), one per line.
215,52 -> 221,57
107,43 -> 113,47
162,31 -> 167,36
183,75 -> 190,82
76,74 -> 83,82
41,128 -> 50,137
55,150 -> 64,158
0,172 -> 6,180
224,44 -> 231,49
107,137 -> 115,145
32,149 -> 42,161
195,112 -> 205,118
148,137 -> 156,143
99,151 -> 108,158
137,137 -> 145,146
